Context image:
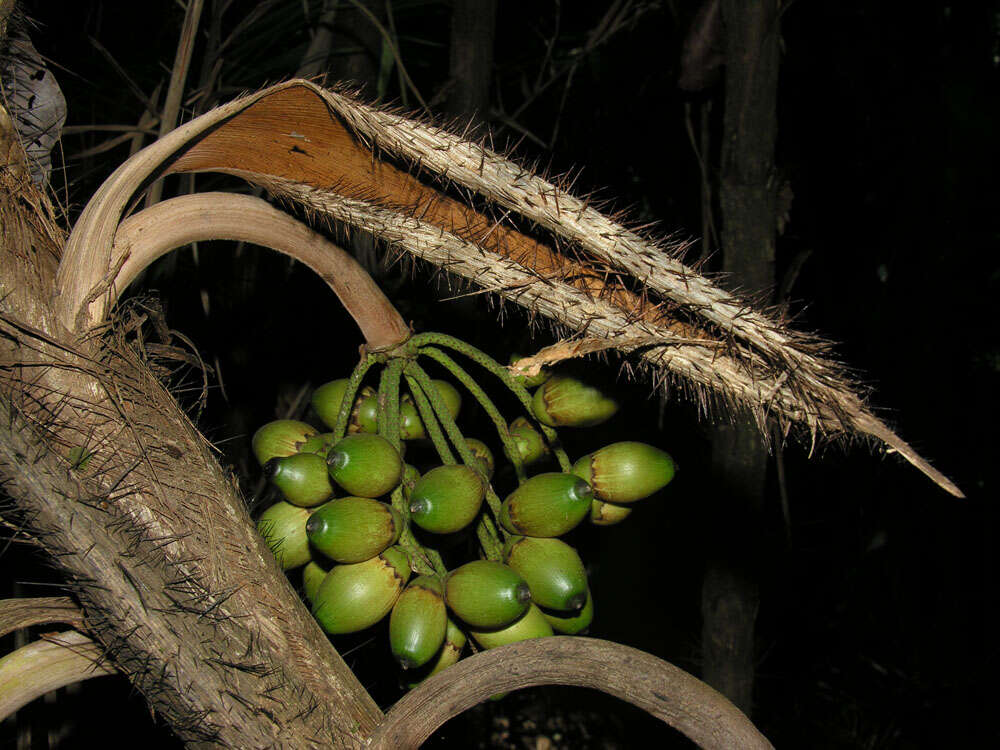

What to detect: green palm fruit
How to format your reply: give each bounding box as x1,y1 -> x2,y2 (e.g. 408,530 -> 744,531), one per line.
541,587 -> 594,634
350,387 -> 379,434
572,441 -> 675,504
312,379 -> 350,429
326,433 -> 402,497
257,501 -> 312,570
306,497 -> 403,563
409,465 -> 485,534
311,546 -> 411,635
389,576 -> 448,669
531,375 -> 618,428
464,438 -> 495,480
265,452 -> 334,507
503,536 -> 588,612
252,420 -> 318,466
406,619 -> 467,688
590,498 -> 633,526
431,379 -> 462,420
444,561 -> 531,629
298,432 -> 336,459
398,399 -> 425,440
469,603 -> 553,650
499,473 -> 594,537
302,560 -> 330,604
508,417 -> 549,465
509,353 -> 552,388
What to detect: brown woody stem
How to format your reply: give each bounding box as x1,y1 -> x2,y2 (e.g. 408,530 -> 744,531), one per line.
71,192 -> 411,350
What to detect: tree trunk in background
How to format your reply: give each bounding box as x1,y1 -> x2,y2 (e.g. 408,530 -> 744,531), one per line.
446,0 -> 497,128
327,0 -> 385,90
700,0 -> 780,716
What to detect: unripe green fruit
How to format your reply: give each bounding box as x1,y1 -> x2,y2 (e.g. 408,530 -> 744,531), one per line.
531,375 -> 618,428
499,473 -> 594,537
302,560 -> 330,604
406,619 -> 466,688
508,417 -> 548,465
252,420 -> 318,466
257,501 -> 312,570
541,587 -> 594,634
312,379 -> 350,429
464,438 -> 495,480
399,400 -> 425,440
469,603 -> 553,649
298,432 -> 336,459
509,353 -> 552,389
327,433 -> 402,497
503,536 -> 588,612
306,497 -> 403,563
265,452 -> 333,507
431,379 -> 462,420
409,465 -> 484,534
350,387 -> 379,434
389,576 -> 448,669
590,498 -> 633,526
444,561 -> 531,629
311,546 -> 411,634
572,441 -> 675,504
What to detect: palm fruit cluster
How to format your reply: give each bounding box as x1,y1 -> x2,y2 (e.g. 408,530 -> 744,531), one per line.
250,333 -> 676,691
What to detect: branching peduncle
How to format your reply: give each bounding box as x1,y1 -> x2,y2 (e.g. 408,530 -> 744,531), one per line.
404,370 -> 456,465
333,353 -> 377,441
409,333 -> 572,472
418,346 -> 527,484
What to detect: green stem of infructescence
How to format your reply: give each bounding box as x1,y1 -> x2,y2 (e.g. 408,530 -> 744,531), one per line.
333,353 -> 377,441
403,371 -> 456,466
378,357 -> 445,577
418,346 -> 527,484
408,332 -> 572,472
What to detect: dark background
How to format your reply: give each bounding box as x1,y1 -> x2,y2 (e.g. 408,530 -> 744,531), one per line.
2,0 -> 997,747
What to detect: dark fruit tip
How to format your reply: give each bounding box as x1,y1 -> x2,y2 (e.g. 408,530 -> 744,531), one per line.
409,499 -> 428,516
567,592 -> 587,611
573,478 -> 594,500
326,450 -> 346,470
304,516 -> 323,535
515,582 -> 532,604
263,457 -> 282,479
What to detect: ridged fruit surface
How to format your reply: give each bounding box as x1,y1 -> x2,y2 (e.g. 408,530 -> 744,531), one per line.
503,536 -> 588,612
252,420 -> 317,466
444,561 -> 531,629
409,465 -> 485,534
312,379 -> 349,429
469,603 -> 553,649
572,441 -> 675,504
326,433 -> 402,497
311,546 -> 411,634
306,497 -> 403,563
541,587 -> 594,634
257,501 -> 312,570
265,452 -> 333,507
298,432 -> 336,459
389,576 -> 448,669
531,375 -> 618,427
499,473 -> 593,537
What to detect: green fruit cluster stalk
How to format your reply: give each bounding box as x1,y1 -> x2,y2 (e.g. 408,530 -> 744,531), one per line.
250,331 -> 677,693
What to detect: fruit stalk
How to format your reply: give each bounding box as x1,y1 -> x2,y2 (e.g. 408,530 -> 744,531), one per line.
333,353 -> 377,441
418,346 -> 527,483
408,333 -> 572,471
